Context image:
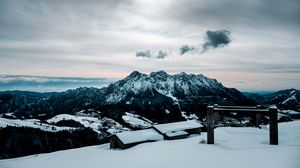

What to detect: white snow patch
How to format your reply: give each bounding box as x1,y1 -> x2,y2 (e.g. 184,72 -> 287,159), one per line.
122,112 -> 153,128
181,111 -> 199,120
47,114 -> 129,134
165,130 -> 188,137
0,118 -> 73,132
280,110 -> 300,115
282,94 -> 297,104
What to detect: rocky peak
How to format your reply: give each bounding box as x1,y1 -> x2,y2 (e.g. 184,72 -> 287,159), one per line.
150,70 -> 169,79
126,71 -> 146,80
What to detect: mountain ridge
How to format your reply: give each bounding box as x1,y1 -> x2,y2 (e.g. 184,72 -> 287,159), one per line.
0,71 -> 272,123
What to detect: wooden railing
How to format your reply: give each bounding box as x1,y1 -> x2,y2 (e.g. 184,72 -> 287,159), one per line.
206,105 -> 278,145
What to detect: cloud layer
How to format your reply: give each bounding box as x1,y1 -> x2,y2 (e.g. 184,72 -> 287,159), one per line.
0,0 -> 300,91
0,75 -> 115,92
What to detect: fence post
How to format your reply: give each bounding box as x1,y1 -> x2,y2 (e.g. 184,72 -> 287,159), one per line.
269,107 -> 278,145
255,113 -> 261,127
207,106 -> 215,144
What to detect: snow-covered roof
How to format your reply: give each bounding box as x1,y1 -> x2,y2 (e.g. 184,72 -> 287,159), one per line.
153,120 -> 202,134
115,128 -> 163,144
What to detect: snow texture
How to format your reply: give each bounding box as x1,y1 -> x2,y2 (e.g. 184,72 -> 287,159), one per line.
122,112 -> 153,129
1,120 -> 299,168
0,117 -> 73,132
0,113 -> 129,134
47,114 -> 129,134
165,130 -> 188,137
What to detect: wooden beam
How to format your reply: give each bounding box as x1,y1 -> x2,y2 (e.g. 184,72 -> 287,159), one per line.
207,106 -> 215,144
216,105 -> 261,109
213,108 -> 269,113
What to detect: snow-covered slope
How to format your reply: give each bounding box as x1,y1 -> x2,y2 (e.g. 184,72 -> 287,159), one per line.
47,114 -> 129,134
0,112 -> 130,134
0,118 -> 73,132
122,112 -> 153,129
1,120 -> 299,168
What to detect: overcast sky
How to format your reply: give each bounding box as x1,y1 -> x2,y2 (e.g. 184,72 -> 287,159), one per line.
0,0 -> 300,91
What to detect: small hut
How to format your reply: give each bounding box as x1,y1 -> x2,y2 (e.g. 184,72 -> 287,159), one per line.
109,128 -> 163,149
152,120 -> 202,140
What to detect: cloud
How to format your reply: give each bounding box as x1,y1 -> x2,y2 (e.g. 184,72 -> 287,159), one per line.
136,50 -> 151,58
157,50 -> 168,59
202,29 -> 232,53
180,45 -> 195,55
178,29 -> 231,55
0,75 -> 115,92
135,50 -> 169,59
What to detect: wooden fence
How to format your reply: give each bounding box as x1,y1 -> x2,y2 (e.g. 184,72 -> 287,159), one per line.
206,105 -> 278,145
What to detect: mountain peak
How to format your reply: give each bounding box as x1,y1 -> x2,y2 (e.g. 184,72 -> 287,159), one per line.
127,71 -> 146,79
150,70 -> 169,78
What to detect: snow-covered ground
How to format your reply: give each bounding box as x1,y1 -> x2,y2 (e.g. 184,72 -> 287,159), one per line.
47,114 -> 130,134
0,117 -> 73,132
122,112 -> 153,129
0,113 -> 130,134
1,120 -> 299,168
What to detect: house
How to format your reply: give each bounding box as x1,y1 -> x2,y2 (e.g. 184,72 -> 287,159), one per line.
109,128 -> 164,149
152,120 -> 202,140
109,120 -> 203,149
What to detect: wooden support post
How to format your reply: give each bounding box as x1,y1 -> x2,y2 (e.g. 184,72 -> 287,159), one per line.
255,113 -> 261,127
207,106 -> 215,144
269,107 -> 278,145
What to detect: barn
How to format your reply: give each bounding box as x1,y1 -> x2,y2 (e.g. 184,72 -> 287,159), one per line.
109,128 -> 164,149
109,120 -> 202,149
152,120 -> 202,140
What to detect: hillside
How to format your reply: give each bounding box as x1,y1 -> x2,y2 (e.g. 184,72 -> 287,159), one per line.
244,89 -> 300,111
1,120 -> 299,168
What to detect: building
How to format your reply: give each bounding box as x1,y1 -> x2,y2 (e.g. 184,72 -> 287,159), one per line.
109,120 -> 202,149
152,120 -> 202,140
109,128 -> 164,149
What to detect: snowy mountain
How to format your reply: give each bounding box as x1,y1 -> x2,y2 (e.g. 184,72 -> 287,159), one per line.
103,70 -> 250,104
245,89 -> 300,111
98,71 -> 254,122
0,71 -> 255,123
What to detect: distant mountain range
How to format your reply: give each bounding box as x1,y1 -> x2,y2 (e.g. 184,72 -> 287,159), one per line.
244,89 -> 300,111
0,71 -> 254,123
0,71 -> 299,123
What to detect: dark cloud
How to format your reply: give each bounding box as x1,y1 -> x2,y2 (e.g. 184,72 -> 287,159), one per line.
180,45 -> 195,55
136,50 -> 151,58
202,29 -> 231,53
178,29 -> 231,55
165,0 -> 300,31
136,50 -> 169,59
157,50 -> 168,59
